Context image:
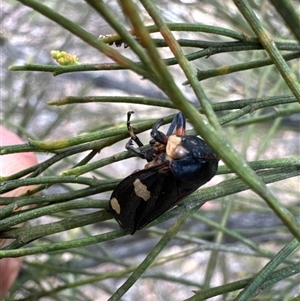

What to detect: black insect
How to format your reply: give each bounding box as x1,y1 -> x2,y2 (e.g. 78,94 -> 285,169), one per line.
109,111 -> 219,234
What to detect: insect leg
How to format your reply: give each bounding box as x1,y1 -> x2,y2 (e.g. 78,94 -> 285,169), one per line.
166,112 -> 186,137
126,111 -> 155,161
127,111 -> 144,147
125,138 -> 146,158
126,138 -> 156,161
150,118 -> 168,144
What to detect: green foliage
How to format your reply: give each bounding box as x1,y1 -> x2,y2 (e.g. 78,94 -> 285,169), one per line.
1,1 -> 299,300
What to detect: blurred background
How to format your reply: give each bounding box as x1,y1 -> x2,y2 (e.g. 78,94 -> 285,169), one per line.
1,1 -> 299,300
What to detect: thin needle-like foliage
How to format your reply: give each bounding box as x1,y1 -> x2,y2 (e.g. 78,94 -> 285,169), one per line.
1,1 -> 299,300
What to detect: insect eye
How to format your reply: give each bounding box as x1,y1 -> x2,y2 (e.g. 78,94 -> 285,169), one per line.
172,145 -> 188,159
173,145 -> 188,159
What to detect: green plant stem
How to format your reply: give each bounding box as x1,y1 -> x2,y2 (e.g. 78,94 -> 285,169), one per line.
193,211 -> 258,251
146,23 -> 246,40
0,134 -> 128,184
1,210 -> 111,249
13,258 -> 159,301
137,0 -> 300,242
9,63 -> 124,74
168,165 -> 300,227
115,173 -> 280,301
217,157 -> 300,174
47,94 -> 297,113
269,0 -> 300,43
194,51 -> 300,82
108,204 -> 198,301
1,157 -> 298,195
185,263 -> 300,301
1,175 -> 108,195
233,0 -> 300,102
227,106 -> 300,127
141,0 -> 221,133
48,96 -> 175,108
118,0 -> 171,92
0,228 -> 126,258
203,198 -> 233,288
14,119 -> 155,152
1,164 -> 298,257
16,0 -> 147,77
154,39 -> 300,51
9,41 -> 300,76
0,184 -> 114,221
235,238 -> 300,301
84,0 -> 161,82
0,199 -> 107,230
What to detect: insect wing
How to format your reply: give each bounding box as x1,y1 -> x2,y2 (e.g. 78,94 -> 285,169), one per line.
109,163 -> 180,234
